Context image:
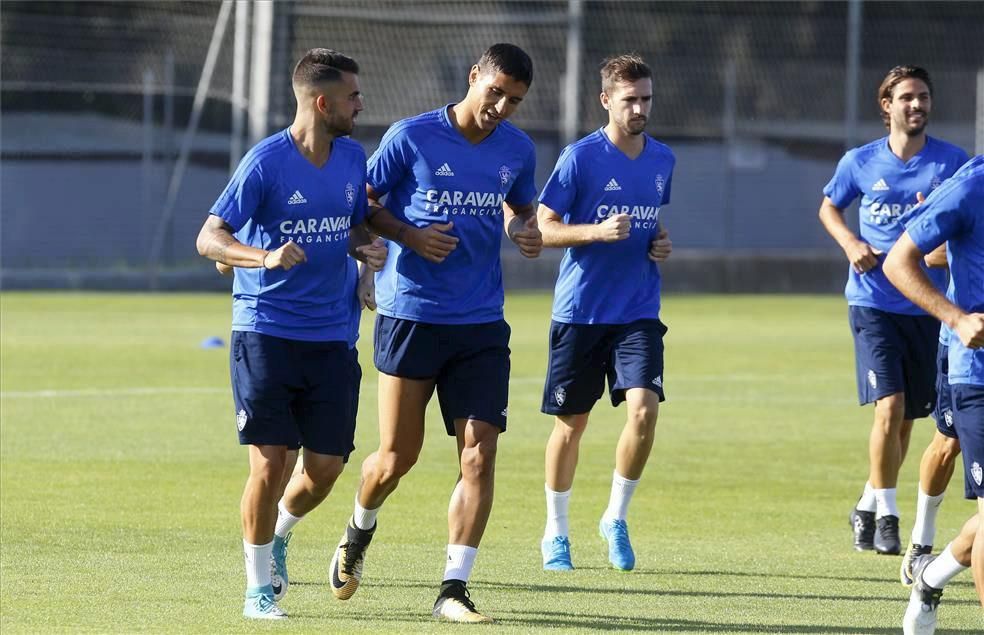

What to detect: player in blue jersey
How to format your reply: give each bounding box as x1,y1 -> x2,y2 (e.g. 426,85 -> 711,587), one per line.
819,66 -> 969,556
326,43 -> 541,623
534,54 -> 674,572
882,155 -> 984,633
196,49 -> 386,620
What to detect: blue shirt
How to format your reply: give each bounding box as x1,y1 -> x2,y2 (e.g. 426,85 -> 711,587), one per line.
823,136 -> 968,315
541,129 -> 675,324
904,155 -> 984,386
209,129 -> 368,344
368,106 -> 537,324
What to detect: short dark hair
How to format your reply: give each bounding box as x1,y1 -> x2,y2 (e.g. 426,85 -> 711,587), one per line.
476,43 -> 533,87
877,65 -> 932,128
292,48 -> 359,88
600,54 -> 652,95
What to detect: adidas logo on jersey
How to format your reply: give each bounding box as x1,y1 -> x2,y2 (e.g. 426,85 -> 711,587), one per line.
871,178 -> 890,192
604,178 -> 622,191
434,163 -> 455,177
287,190 -> 307,205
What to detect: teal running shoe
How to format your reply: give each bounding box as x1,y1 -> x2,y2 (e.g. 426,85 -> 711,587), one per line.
270,532 -> 291,601
243,585 -> 287,620
541,536 -> 574,571
599,517 -> 635,571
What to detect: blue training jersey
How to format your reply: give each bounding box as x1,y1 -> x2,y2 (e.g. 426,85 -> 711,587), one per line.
823,136 -> 968,315
209,128 -> 368,344
541,129 -> 675,324
904,155 -> 984,386
368,105 -> 537,324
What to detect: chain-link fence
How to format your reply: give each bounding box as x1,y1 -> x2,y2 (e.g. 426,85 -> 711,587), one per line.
2,1 -> 982,289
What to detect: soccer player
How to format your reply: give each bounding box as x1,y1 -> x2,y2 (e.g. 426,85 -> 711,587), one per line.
818,65 -> 969,555
882,155 -> 984,633
327,43 -> 541,623
196,49 -> 386,620
535,54 -> 674,572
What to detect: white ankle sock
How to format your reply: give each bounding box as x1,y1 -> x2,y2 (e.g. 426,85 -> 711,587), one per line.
603,471 -> 639,522
274,500 -> 303,538
873,487 -> 898,518
444,544 -> 478,583
544,486 -> 571,540
353,495 -> 379,531
243,540 -> 273,589
922,543 -> 968,588
910,486 -> 945,546
856,481 -> 877,512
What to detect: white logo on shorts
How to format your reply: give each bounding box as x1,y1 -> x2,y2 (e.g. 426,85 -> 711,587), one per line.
236,409 -> 248,431
652,376 -> 663,388
500,407 -> 508,417
973,462 -> 983,487
553,386 -> 566,407
944,409 -> 953,428
867,370 -> 877,390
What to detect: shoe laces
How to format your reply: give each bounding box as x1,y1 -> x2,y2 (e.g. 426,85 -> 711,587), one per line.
341,538 -> 366,575
446,584 -> 478,613
253,593 -> 280,614
609,519 -> 631,549
878,515 -> 899,535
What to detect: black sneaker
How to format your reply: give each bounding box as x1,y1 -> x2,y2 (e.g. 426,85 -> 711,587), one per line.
900,542 -> 933,586
849,508 -> 875,551
902,554 -> 942,635
874,515 -> 901,555
432,579 -> 493,623
329,518 -> 375,600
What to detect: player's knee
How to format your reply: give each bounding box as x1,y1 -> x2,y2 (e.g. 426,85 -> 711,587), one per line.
250,455 -> 287,486
459,442 -> 497,483
873,395 -> 905,424
628,403 -> 658,430
304,458 -> 344,492
931,436 -> 961,468
374,450 -> 417,483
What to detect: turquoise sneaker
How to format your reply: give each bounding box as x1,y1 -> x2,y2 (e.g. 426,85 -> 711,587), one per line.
270,532 -> 291,601
599,517 -> 635,571
243,585 -> 287,620
541,536 -> 574,571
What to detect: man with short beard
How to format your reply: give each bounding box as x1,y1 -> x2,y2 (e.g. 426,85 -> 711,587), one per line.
196,48 -> 385,620
536,54 -> 675,572
818,66 -> 968,558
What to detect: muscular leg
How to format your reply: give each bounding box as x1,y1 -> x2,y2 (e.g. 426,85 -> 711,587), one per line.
357,373 -> 433,509
449,419 -> 500,547
868,392 -> 907,489
614,388 -> 660,480
545,414 -> 590,492
275,449 -> 300,503
242,444 -> 288,544
919,432 -> 961,496
975,502 -> 984,606
281,450 -> 345,516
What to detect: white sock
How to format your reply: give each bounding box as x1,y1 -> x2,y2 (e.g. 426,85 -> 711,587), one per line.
856,481 -> 877,512
873,487 -> 898,518
353,495 -> 379,531
922,543 -> 968,588
275,500 -> 303,539
603,471 -> 639,522
910,486 -> 945,546
243,540 -> 273,589
544,485 -> 571,540
444,544 -> 478,583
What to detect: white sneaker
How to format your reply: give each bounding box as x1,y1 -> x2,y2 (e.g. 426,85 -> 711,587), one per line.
902,554 -> 941,635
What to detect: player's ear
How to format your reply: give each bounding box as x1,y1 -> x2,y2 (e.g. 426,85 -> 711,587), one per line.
600,91 -> 610,110
315,93 -> 329,114
468,65 -> 481,87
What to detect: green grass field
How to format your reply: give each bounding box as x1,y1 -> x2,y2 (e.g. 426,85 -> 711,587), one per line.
1,292 -> 981,633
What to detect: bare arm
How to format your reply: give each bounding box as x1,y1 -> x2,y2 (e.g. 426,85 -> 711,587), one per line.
364,185 -> 459,263
503,200 -> 542,258
537,203 -> 630,248
818,196 -> 880,274
348,221 -> 387,271
884,232 -> 984,348
923,243 -> 948,268
196,214 -> 306,270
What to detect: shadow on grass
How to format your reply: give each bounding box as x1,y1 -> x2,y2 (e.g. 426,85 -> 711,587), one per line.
651,568 -> 976,589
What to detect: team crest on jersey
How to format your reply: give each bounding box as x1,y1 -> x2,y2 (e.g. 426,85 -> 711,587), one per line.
236,409 -> 248,431
655,174 -> 665,196
498,165 -> 513,188
345,182 -> 356,208
943,409 -> 953,427
867,370 -> 877,390
930,176 -> 942,190
973,462 -> 983,487
553,386 -> 566,407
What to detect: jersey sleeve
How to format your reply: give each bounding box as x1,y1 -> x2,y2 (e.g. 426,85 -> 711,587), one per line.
538,146 -> 578,216
352,159 -> 369,227
505,141 -> 538,207
367,123 -> 413,196
209,155 -> 266,232
904,178 -> 972,254
822,151 -> 861,209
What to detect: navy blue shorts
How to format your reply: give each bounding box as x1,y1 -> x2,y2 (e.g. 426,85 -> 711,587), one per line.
848,306 -> 938,420
933,342 -> 958,439
541,319 -> 667,416
230,331 -> 361,459
952,384 -> 984,499
373,315 -> 510,435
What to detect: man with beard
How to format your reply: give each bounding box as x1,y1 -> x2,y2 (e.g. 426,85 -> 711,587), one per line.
818,66 -> 968,557
536,54 -> 675,572
327,43 -> 542,623
196,48 -> 385,619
